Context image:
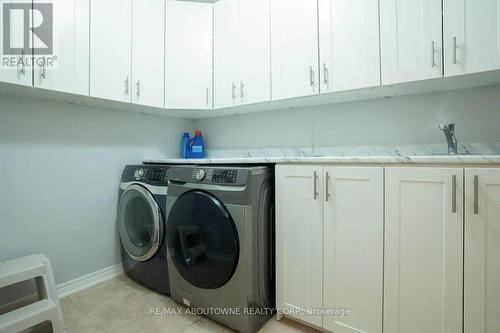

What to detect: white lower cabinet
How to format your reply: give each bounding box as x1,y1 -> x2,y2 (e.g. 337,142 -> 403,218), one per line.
276,165 -> 384,332
276,165 -> 324,327
464,168 -> 500,333
384,167 -> 464,333
278,165 -> 500,333
323,167 -> 384,333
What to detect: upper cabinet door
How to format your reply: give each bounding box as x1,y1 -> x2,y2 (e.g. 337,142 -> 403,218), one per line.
464,169 -> 500,333
323,167 -> 384,333
131,0 -> 165,108
33,0 -> 89,95
380,0 -> 443,85
165,0 -> 213,110
0,0 -> 32,87
444,0 -> 500,77
239,0 -> 271,105
90,0 -> 132,103
271,0 -> 319,100
318,0 -> 380,93
276,165 -> 323,328
384,167 -> 463,333
214,0 -> 239,109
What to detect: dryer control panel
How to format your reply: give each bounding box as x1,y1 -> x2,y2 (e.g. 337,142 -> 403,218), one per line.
121,165 -> 169,185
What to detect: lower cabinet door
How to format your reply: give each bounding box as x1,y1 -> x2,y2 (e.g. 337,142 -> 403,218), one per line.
323,167 -> 383,333
384,167 -> 463,333
465,168 -> 500,333
276,165 -> 323,327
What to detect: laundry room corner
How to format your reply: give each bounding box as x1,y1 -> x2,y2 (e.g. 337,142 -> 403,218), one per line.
0,93 -> 194,292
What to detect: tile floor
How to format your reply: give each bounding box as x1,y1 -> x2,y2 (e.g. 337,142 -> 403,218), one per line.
37,275 -> 319,333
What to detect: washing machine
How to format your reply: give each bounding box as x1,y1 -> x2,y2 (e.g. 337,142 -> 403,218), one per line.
165,165 -> 275,333
117,165 -> 171,295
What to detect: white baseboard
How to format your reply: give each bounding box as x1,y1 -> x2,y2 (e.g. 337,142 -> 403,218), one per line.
57,263 -> 124,299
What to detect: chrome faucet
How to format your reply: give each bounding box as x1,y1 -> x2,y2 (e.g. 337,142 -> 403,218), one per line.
439,123 -> 458,155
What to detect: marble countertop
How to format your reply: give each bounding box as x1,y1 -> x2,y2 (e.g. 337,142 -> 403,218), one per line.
144,143 -> 500,165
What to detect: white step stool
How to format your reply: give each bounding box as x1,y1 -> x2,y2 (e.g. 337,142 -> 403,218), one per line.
0,255 -> 66,333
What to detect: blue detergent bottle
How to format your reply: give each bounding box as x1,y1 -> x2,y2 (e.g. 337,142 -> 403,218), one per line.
189,130 -> 205,159
181,132 -> 190,158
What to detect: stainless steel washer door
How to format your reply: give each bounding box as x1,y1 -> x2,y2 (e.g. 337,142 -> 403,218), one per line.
118,184 -> 163,262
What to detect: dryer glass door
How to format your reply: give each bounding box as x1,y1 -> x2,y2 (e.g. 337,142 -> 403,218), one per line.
167,190 -> 239,289
118,184 -> 163,262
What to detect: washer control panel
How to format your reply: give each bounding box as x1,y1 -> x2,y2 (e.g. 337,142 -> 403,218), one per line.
182,167 -> 247,186
212,169 -> 238,184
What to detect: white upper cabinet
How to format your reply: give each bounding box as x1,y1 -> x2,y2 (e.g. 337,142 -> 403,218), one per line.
0,0 -> 32,86
33,0 -> 89,95
165,0 -> 213,110
214,0 -> 239,109
323,167 -> 384,333
384,167 -> 463,333
318,0 -> 380,93
238,0 -> 271,105
90,0 -> 132,103
444,0 -> 500,77
271,0 -> 319,100
380,0 -> 443,85
131,0 -> 165,108
464,169 -> 500,333
276,165 -> 323,328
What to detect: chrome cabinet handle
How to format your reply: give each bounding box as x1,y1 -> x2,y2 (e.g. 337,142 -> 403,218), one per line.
452,37 -> 457,65
206,87 -> 209,106
452,175 -> 457,213
309,66 -> 315,87
313,171 -> 319,200
240,81 -> 245,98
124,77 -> 129,96
41,61 -> 46,79
474,175 -> 479,214
431,41 -> 436,68
136,80 -> 141,98
20,50 -> 26,75
323,63 -> 328,85
231,82 -> 236,100
325,172 -> 331,202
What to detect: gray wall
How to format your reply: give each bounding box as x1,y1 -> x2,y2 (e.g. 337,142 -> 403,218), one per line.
0,94 -> 192,284
196,85 -> 500,149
